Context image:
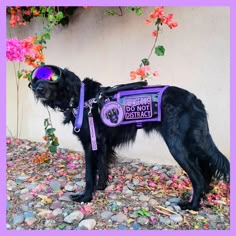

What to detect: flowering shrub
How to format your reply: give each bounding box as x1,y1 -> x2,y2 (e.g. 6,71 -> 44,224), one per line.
130,7 -> 178,80
32,152 -> 50,164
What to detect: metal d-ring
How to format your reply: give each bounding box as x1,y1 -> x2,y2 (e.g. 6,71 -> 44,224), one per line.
74,127 -> 80,133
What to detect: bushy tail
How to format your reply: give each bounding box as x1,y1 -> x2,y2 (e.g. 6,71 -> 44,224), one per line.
205,135 -> 230,182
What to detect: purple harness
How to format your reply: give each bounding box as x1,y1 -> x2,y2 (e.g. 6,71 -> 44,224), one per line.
73,84 -> 169,151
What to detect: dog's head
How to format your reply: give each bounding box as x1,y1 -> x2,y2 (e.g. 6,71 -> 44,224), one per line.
29,65 -> 82,111
106,108 -> 119,124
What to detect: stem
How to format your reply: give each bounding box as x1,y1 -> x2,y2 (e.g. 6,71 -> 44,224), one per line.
147,24 -> 160,61
46,107 -> 53,128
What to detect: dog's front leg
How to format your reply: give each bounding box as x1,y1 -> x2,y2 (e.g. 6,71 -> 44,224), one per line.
70,148 -> 96,203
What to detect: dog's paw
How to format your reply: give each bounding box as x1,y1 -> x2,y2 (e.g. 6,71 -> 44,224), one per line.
70,193 -> 92,203
178,201 -> 199,211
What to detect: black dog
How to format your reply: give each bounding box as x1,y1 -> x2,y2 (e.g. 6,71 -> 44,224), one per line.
106,108 -> 119,124
29,65 -> 230,211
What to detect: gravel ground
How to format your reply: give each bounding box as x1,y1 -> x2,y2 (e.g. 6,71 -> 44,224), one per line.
6,138 -> 230,230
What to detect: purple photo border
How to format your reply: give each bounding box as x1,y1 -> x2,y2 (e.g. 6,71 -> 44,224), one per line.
1,0 -> 235,235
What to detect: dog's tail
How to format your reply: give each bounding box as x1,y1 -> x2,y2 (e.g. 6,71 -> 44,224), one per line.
204,135 -> 230,182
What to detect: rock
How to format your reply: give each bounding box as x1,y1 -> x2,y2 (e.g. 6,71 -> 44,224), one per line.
165,201 -> 171,206
122,186 -> 133,195
52,208 -> 63,216
50,201 -> 62,210
78,219 -> 96,230
139,195 -> 150,202
118,224 -> 128,230
152,165 -> 162,171
45,219 -> 56,228
50,180 -> 61,192
64,211 -> 84,224
26,183 -> 38,190
166,170 -> 176,177
137,216 -> 149,225
16,175 -> 30,182
111,213 -> 127,223
25,217 -> 37,226
206,214 -> 218,222
64,183 -> 76,191
173,205 -> 181,212
104,185 -> 115,193
20,188 -> 29,194
129,212 -> 139,219
159,217 -> 171,225
166,180 -> 173,186
127,183 -> 135,190
148,199 -> 158,207
132,178 -> 139,185
13,214 -> 24,225
101,211 -> 114,220
37,209 -> 52,218
24,212 -> 34,218
170,214 -> 183,223
59,194 -> 72,202
7,180 -> 17,191
132,222 -> 142,230
20,193 -> 34,201
169,197 -> 181,204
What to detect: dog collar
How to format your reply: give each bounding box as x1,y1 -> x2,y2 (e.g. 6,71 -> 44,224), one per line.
74,82 -> 85,132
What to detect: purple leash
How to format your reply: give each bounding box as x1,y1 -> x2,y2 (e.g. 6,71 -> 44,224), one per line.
74,82 -> 98,151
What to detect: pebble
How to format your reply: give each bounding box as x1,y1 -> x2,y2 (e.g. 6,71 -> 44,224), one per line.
64,211 -> 84,224
137,216 -> 149,225
139,195 -> 150,202
50,201 -> 62,210
37,209 -> 52,218
122,186 -> 133,195
64,183 -> 76,191
132,222 -> 142,230
111,213 -> 127,223
59,194 -> 72,202
13,214 -> 25,225
52,208 -> 63,216
50,180 -> 61,192
149,199 -> 158,207
7,180 -> 17,191
25,217 -> 37,226
101,211 -> 114,220
20,193 -> 34,201
132,178 -> 139,185
170,214 -> 183,223
159,217 -> 171,225
169,197 -> 181,204
118,224 -> 128,230
78,219 -> 96,230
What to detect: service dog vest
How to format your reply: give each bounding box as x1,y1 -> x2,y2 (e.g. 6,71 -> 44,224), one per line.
100,85 -> 169,127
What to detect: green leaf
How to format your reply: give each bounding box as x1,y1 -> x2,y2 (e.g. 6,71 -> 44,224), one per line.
46,128 -> 56,136
48,14 -> 55,23
56,11 -> 64,21
17,71 -> 23,79
49,145 -> 57,153
135,7 -> 143,16
58,224 -> 66,230
155,45 -> 165,56
46,7 -> 54,14
44,32 -> 51,40
141,58 -> 150,66
127,7 -> 135,11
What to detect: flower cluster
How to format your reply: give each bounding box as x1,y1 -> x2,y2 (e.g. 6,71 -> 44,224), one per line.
146,6 -> 178,37
130,65 -> 159,80
6,36 -> 45,68
32,153 -> 50,164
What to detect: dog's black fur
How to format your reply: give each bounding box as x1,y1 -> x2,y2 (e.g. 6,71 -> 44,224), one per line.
30,67 -> 230,210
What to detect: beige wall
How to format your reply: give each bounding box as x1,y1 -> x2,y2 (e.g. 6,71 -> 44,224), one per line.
7,7 -> 230,164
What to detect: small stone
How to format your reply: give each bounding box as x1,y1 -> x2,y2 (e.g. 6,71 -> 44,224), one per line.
50,201 -> 62,210
166,180 -> 173,186
24,212 -> 34,218
50,180 -> 61,192
127,183 -> 135,190
16,175 -> 30,182
166,170 -> 176,177
101,211 -> 114,220
76,181 -> 86,188
139,195 -> 150,202
117,224 -> 128,230
37,209 -> 52,218
137,216 -> 149,225
26,183 -> 38,190
111,213 -> 127,223
122,186 -> 133,195
173,205 -> 181,212
64,183 -> 76,191
105,184 -> 115,193
20,188 -> 29,194
20,193 -> 34,201
132,178 -> 139,185
13,214 -> 25,225
159,216 -> 171,225
170,214 -> 183,223
129,212 -> 139,219
169,197 -> 181,204
206,214 -> 218,222
152,165 -> 162,171
149,199 -> 158,207
52,208 -> 63,216
64,211 -> 84,224
165,201 -> 171,206
7,180 -> 17,191
59,194 -> 72,202
25,217 -> 37,226
132,222 -> 142,230
45,219 -> 56,228
78,219 -> 96,230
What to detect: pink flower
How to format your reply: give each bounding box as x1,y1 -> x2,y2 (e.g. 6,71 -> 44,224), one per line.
140,65 -> 151,72
153,71 -> 159,77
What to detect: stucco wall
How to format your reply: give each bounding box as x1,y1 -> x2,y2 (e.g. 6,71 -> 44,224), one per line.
7,7 -> 230,164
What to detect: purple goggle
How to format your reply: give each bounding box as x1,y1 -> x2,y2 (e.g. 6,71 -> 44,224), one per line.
31,65 -> 62,83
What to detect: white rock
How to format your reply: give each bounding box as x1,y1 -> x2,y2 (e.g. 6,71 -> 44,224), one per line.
78,219 -> 96,230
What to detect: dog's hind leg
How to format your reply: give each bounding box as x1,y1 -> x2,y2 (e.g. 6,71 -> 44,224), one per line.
161,132 -> 206,210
